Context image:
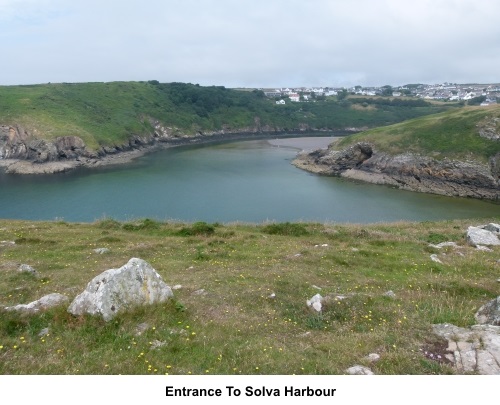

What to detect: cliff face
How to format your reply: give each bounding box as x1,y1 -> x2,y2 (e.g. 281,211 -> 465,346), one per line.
294,142 -> 500,200
0,125 -> 94,163
0,119 -> 330,174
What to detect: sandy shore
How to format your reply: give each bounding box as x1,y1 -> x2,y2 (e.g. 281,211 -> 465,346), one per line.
267,136 -> 339,151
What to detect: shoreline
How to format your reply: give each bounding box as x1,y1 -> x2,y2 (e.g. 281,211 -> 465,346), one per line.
0,131 -> 346,175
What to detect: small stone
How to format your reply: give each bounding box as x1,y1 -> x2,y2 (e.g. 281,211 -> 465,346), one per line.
307,293 -> 323,307
383,290 -> 396,299
18,264 -> 37,274
311,301 -> 322,312
171,285 -> 182,290
93,248 -> 110,254
312,285 -> 322,290
430,254 -> 443,264
135,322 -> 150,336
5,293 -> 69,314
346,365 -> 374,375
476,245 -> 494,252
268,293 -> 276,299
192,289 -> 207,296
429,241 -> 459,249
364,353 -> 381,362
38,327 -> 50,337
150,340 -> 167,349
351,248 -> 359,252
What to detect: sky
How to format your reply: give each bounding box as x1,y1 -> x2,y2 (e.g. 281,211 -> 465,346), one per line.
1,0 -> 500,88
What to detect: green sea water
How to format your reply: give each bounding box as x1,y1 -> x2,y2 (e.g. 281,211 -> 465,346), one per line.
0,139 -> 499,223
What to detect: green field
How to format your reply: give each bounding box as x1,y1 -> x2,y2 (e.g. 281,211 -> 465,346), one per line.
0,217 -> 498,374
0,82 -> 453,152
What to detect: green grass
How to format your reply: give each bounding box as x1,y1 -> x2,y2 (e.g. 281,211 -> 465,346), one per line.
338,104 -> 500,162
0,217 -> 498,374
0,82 -> 453,153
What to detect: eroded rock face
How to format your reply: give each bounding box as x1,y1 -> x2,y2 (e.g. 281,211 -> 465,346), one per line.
0,125 -> 31,159
68,258 -> 173,321
0,125 -> 90,163
294,142 -> 500,200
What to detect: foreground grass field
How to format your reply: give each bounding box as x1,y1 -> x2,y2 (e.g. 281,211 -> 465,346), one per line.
0,217 -> 498,374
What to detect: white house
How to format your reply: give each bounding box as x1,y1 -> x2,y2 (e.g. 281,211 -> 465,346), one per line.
276,99 -> 286,105
289,93 -> 300,102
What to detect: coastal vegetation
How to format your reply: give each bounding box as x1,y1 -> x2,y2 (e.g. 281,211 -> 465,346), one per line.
0,81 -> 453,152
0,217 -> 498,374
337,104 -> 500,163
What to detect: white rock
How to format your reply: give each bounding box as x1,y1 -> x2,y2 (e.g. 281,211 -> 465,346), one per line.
467,226 -> 500,247
5,293 -> 69,314
171,285 -> 182,290
192,289 -> 207,296
18,264 -> 37,274
429,242 -> 459,249
312,301 -> 322,312
484,223 -> 500,233
307,293 -> 323,306
476,245 -> 494,252
365,353 -> 381,362
430,254 -> 443,264
383,290 -> 396,299
93,248 -> 110,254
346,365 -> 374,375
38,327 -> 50,337
68,258 -> 173,321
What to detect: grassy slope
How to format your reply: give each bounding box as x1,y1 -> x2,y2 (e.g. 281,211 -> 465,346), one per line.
1,218 -> 498,374
0,82 -> 452,152
338,104 -> 500,162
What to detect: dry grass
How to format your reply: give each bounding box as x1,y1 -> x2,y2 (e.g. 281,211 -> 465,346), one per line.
0,217 -> 498,374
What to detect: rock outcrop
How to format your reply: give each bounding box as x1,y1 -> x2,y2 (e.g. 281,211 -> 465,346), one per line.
433,323 -> 500,374
0,125 -> 92,163
294,142 -> 500,200
475,296 -> 500,326
68,258 -> 173,321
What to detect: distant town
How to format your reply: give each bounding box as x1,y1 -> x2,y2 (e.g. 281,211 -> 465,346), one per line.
260,83 -> 500,106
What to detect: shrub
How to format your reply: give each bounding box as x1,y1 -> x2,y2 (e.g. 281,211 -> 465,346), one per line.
177,221 -> 215,236
261,222 -> 309,236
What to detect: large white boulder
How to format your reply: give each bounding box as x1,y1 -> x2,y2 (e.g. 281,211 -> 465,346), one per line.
68,258 -> 173,321
466,226 -> 500,247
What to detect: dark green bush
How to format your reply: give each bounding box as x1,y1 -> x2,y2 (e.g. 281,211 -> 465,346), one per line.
261,222 -> 309,236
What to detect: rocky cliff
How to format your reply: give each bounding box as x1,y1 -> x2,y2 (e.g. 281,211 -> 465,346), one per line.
0,119 -> 333,174
294,142 -> 500,200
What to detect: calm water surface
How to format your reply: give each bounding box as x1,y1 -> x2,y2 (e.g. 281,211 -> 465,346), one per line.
1,139 -> 499,223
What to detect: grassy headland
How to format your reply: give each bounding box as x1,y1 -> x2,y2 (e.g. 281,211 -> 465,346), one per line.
337,104 -> 500,163
0,217 -> 498,374
0,82 -> 453,152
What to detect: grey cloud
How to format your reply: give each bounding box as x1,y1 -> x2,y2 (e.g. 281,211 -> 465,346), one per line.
1,0 -> 499,87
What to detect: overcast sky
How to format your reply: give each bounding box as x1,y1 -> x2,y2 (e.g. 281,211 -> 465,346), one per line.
1,0 -> 499,88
